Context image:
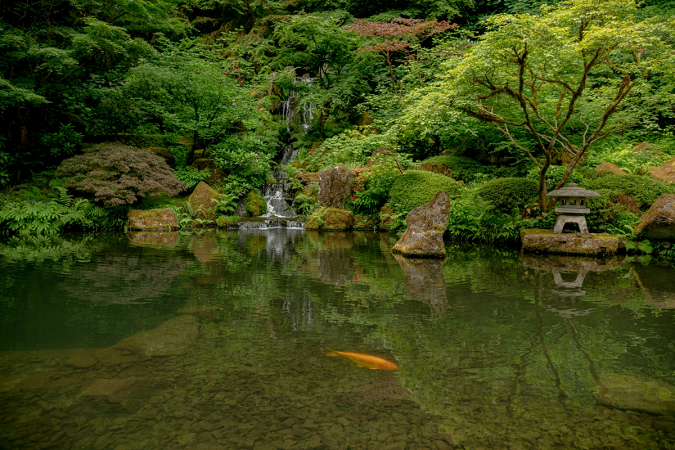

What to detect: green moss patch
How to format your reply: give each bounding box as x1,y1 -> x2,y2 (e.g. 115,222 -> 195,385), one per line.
388,170 -> 462,215
245,189 -> 267,216
419,155 -> 485,182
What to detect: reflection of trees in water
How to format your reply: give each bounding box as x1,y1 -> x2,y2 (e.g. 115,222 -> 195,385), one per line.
57,255 -> 189,304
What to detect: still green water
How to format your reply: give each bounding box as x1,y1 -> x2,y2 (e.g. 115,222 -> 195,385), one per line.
0,230 -> 674,450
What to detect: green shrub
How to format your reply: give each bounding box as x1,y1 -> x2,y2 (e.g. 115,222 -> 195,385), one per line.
175,166 -> 211,190
245,189 -> 267,216
527,165 -> 584,191
585,189 -> 640,235
476,178 -> 539,213
419,155 -> 485,182
581,174 -> 675,211
388,170 -> 462,214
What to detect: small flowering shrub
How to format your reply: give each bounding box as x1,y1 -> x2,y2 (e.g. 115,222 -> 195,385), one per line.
350,158 -> 400,215
55,143 -> 186,206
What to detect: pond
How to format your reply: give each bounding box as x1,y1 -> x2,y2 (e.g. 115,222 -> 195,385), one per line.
0,230 -> 674,450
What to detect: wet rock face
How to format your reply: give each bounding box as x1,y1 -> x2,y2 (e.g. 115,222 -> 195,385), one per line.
595,161 -> 626,175
392,191 -> 450,258
520,229 -> 620,255
187,181 -> 222,220
128,209 -> 179,230
634,194 -> 675,239
318,164 -> 355,209
305,207 -> 354,230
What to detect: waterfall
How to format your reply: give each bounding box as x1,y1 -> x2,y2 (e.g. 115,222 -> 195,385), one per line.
280,77 -> 317,135
261,183 -> 296,218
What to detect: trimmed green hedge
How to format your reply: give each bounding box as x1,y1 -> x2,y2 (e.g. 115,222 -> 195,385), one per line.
419,155 -> 485,182
388,170 -> 462,214
476,177 -> 539,213
581,174 -> 675,212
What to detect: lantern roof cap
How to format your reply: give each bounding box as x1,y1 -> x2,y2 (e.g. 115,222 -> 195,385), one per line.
546,183 -> 601,198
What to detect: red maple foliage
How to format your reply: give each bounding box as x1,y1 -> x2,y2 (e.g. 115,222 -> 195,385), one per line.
345,18 -> 458,94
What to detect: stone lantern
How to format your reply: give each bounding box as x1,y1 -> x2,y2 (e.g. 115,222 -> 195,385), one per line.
546,183 -> 601,234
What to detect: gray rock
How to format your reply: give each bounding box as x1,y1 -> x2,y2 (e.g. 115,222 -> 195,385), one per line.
318,165 -> 355,209
392,191 -> 450,258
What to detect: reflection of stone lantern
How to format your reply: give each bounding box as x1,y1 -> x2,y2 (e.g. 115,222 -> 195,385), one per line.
546,183 -> 601,234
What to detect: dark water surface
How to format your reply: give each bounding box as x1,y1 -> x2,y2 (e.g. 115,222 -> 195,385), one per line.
1,230 -> 674,450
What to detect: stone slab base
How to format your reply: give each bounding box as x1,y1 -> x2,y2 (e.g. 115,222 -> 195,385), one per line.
521,229 -> 620,256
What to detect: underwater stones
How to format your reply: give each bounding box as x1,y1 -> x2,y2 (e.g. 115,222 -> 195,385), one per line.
394,255 -> 448,316
128,231 -> 179,248
95,315 -> 199,365
595,161 -> 626,175
597,373 -> 675,414
318,164 -> 355,209
634,194 -> 675,239
81,377 -> 153,403
520,229 -> 620,255
392,191 -> 450,258
128,208 -> 179,231
188,181 -> 222,220
65,354 -> 98,369
304,207 -> 354,230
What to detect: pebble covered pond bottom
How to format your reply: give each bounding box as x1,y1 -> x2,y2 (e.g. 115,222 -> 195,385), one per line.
0,230 -> 674,449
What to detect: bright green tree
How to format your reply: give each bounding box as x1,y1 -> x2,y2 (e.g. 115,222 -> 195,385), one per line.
405,0 -> 675,210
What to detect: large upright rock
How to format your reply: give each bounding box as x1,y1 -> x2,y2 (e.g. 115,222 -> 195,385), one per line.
304,207 -> 353,230
128,208 -> 179,230
318,164 -> 355,208
392,191 -> 450,258
634,194 -> 675,239
187,181 -> 222,220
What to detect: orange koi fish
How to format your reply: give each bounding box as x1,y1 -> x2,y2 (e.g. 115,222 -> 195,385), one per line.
326,349 -> 398,370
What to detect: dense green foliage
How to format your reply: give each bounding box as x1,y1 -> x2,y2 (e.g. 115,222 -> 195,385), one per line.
388,170 -> 461,214
582,174 -> 675,212
1,0 -> 674,243
476,177 -> 539,213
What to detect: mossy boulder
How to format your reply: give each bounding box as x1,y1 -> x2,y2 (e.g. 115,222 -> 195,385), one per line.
378,205 -> 395,230
476,177 -> 539,213
216,215 -> 241,229
187,181 -> 221,220
245,189 -> 267,216
353,215 -> 376,230
392,191 -> 451,259
389,170 -> 461,215
595,161 -> 627,175
305,207 -> 354,230
417,155 -> 484,182
634,194 -> 675,239
520,229 -> 620,255
128,208 -> 179,230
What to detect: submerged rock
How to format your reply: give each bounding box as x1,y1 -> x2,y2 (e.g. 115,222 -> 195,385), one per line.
318,164 -> 355,209
187,181 -> 222,220
95,315 -> 199,365
128,208 -> 179,231
392,191 -> 450,258
520,229 -> 620,255
305,207 -> 354,230
597,373 -> 675,414
634,194 -> 675,239
81,377 -> 154,403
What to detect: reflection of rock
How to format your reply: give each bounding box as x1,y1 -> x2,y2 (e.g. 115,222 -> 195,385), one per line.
521,254 -> 626,273
94,315 -> 199,365
634,194 -> 675,239
394,255 -> 448,316
597,373 -> 675,414
521,229 -> 620,255
128,231 -> 179,248
632,264 -> 675,309
187,232 -> 221,263
58,256 -> 188,304
318,164 -> 355,209
128,208 -> 179,230
176,305 -> 220,321
319,250 -> 354,286
392,191 -> 450,258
